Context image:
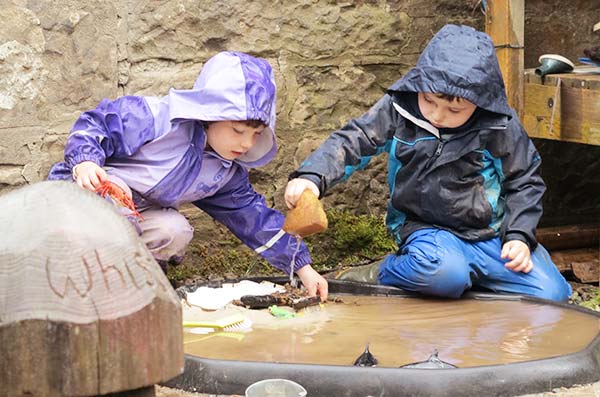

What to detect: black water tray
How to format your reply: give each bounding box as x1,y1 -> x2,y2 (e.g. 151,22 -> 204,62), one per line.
165,278 -> 600,397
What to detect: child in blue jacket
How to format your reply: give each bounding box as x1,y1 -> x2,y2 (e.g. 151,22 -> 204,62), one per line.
48,51 -> 328,300
285,25 -> 570,301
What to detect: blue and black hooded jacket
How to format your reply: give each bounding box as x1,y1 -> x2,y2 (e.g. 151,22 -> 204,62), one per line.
291,24 -> 545,249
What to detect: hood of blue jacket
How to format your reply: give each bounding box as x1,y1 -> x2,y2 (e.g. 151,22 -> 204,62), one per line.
388,24 -> 513,118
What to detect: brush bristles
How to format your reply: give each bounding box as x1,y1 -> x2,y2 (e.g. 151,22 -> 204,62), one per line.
223,317 -> 253,332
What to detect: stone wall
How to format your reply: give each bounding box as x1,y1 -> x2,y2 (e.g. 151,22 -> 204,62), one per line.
0,0 -> 482,208
0,0 -> 597,237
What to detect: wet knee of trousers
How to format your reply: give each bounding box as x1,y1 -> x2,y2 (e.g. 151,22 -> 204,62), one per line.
379,229 -> 472,298
527,245 -> 573,302
532,283 -> 572,302
139,208 -> 194,262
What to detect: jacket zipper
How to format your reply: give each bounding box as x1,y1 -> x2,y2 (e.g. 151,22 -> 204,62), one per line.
425,139 -> 445,169
434,140 -> 444,156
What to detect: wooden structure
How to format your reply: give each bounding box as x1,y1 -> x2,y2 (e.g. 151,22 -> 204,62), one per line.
485,0 -> 525,119
523,72 -> 600,145
485,0 -> 600,146
0,181 -> 184,397
485,1 -> 600,284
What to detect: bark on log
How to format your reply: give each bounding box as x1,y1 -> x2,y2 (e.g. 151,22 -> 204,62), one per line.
0,181 -> 184,397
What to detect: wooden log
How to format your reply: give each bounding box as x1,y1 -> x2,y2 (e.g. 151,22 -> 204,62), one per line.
0,181 -> 184,397
537,224 -> 600,251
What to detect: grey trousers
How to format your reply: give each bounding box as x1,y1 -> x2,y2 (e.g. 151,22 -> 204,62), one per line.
109,176 -> 194,269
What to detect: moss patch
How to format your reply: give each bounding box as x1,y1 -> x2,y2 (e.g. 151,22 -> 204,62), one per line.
167,237 -> 279,286
304,209 -> 396,272
167,209 -> 396,287
569,283 -> 600,311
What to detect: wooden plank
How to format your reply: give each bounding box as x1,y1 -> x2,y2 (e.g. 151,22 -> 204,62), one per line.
523,80 -> 600,145
537,224 -> 600,251
527,71 -> 600,89
485,0 -> 525,117
545,74 -> 600,90
523,83 -> 562,140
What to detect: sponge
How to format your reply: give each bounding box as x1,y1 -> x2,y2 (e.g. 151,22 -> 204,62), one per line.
283,189 -> 328,237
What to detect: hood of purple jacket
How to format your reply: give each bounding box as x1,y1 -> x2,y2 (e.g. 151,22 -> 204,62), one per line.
166,51 -> 277,168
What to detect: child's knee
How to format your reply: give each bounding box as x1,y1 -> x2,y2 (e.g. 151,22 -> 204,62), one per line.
158,209 -> 194,243
380,230 -> 472,298
529,268 -> 572,302
380,253 -> 470,298
422,258 -> 472,298
529,245 -> 572,302
534,283 -> 571,302
140,208 -> 194,261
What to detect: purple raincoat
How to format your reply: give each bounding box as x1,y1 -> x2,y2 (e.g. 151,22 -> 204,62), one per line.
48,51 -> 311,274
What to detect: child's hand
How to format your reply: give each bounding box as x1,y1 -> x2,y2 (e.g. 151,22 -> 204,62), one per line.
501,240 -> 533,273
296,264 -> 328,302
73,161 -> 108,192
285,178 -> 320,209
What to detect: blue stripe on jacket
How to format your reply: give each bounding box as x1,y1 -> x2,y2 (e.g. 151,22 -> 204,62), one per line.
385,138 -> 407,245
477,149 -> 506,232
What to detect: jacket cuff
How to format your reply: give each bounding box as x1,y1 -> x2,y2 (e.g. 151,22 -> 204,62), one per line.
288,172 -> 325,198
292,251 -> 312,274
66,154 -> 105,169
503,231 -> 536,250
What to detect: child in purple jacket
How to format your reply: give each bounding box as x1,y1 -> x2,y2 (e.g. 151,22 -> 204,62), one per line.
48,51 -> 328,300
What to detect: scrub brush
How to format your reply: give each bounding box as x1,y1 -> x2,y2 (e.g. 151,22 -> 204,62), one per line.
183,313 -> 252,334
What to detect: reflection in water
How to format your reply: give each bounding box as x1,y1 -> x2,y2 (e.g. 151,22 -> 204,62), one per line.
183,295 -> 600,368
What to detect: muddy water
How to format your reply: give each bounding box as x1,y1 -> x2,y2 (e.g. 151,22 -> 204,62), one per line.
183,295 -> 600,368
288,235 -> 302,288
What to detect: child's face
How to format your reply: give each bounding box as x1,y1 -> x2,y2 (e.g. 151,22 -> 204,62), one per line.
205,120 -> 265,160
417,93 -> 477,129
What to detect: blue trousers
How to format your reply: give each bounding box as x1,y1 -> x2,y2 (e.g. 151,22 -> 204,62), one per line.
378,228 -> 572,302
